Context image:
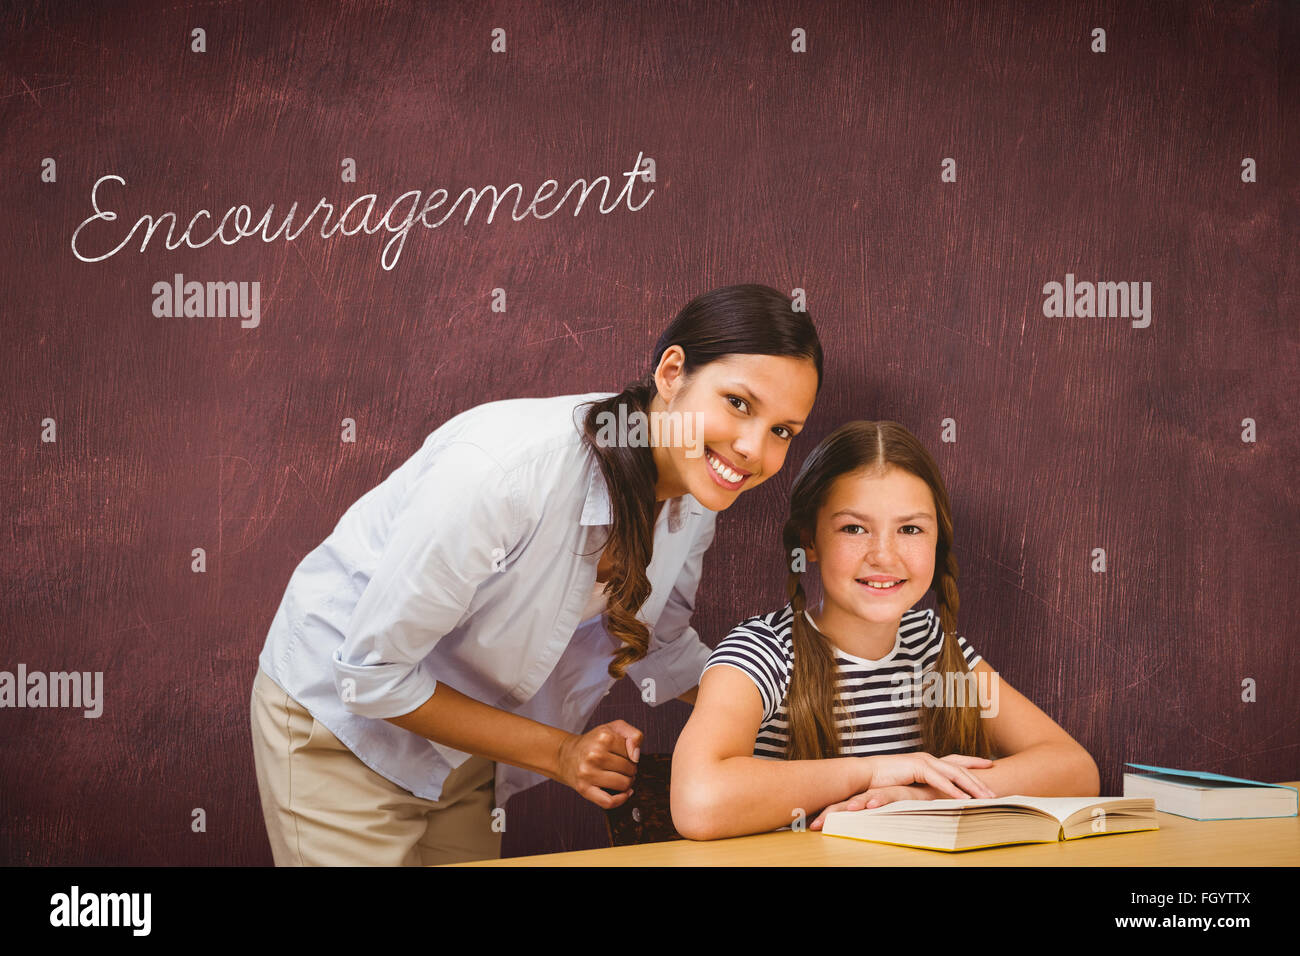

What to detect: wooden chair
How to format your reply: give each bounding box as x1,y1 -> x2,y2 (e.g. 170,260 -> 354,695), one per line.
602,753 -> 683,845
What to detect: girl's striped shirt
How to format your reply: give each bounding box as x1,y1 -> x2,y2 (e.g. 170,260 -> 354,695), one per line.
702,603 -> 984,758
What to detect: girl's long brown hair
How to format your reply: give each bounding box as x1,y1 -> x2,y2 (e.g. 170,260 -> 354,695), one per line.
581,284 -> 823,679
782,421 -> 995,760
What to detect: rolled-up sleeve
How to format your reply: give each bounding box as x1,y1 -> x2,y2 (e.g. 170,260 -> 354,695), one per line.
624,511 -> 716,706
332,441 -> 523,719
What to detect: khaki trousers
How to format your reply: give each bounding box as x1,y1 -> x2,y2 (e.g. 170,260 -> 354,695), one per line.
250,666 -> 502,866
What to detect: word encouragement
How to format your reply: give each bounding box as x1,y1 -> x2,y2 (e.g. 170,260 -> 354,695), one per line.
72,152 -> 655,272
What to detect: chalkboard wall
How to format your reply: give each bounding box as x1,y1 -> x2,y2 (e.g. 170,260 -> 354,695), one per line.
1,0 -> 1295,864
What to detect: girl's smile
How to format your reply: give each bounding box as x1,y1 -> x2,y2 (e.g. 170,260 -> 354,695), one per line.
857,575 -> 907,592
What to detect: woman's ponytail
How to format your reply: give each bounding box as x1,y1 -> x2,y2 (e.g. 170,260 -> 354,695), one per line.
582,378 -> 658,680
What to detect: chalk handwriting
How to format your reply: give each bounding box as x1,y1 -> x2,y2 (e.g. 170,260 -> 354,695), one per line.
72,152 -> 655,272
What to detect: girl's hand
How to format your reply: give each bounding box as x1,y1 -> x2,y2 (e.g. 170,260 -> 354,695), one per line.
555,720 -> 643,809
861,752 -> 996,800
809,784 -> 947,830
809,754 -> 997,830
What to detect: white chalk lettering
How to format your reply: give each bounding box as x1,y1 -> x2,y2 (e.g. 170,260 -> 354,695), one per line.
72,152 -> 656,272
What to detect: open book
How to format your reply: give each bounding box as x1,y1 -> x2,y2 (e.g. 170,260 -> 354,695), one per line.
822,795 -> 1158,852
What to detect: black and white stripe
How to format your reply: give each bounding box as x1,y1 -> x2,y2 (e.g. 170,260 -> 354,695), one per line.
703,603 -> 984,758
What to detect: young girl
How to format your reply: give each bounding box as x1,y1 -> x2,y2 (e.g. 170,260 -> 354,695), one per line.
671,420 -> 1100,840
250,284 -> 823,864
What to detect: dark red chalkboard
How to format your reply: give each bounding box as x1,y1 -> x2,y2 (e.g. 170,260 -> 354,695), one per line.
1,0 -> 1295,865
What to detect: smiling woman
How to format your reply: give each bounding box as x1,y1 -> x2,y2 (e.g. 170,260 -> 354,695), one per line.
250,283 -> 824,865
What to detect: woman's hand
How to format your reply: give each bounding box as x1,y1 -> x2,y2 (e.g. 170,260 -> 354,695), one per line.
555,720 -> 643,809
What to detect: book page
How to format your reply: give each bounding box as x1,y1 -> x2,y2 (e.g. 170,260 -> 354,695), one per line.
992,795 -> 1137,821
867,795 -> 1132,823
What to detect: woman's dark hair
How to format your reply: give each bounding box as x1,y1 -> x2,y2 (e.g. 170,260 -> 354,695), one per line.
781,421 -> 995,761
582,284 -> 824,679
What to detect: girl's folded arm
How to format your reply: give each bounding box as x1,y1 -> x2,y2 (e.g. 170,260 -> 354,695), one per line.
669,664 -> 875,841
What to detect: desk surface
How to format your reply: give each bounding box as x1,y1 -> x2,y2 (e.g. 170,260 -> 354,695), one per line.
452,781 -> 1300,866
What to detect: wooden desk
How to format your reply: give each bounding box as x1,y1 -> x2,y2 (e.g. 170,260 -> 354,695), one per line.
451,781 -> 1300,866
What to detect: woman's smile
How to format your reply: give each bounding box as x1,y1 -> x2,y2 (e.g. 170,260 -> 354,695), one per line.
703,446 -> 752,490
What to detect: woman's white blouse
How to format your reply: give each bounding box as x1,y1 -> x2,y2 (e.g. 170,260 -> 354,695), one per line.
257,392 -> 717,806
581,578 -> 611,622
